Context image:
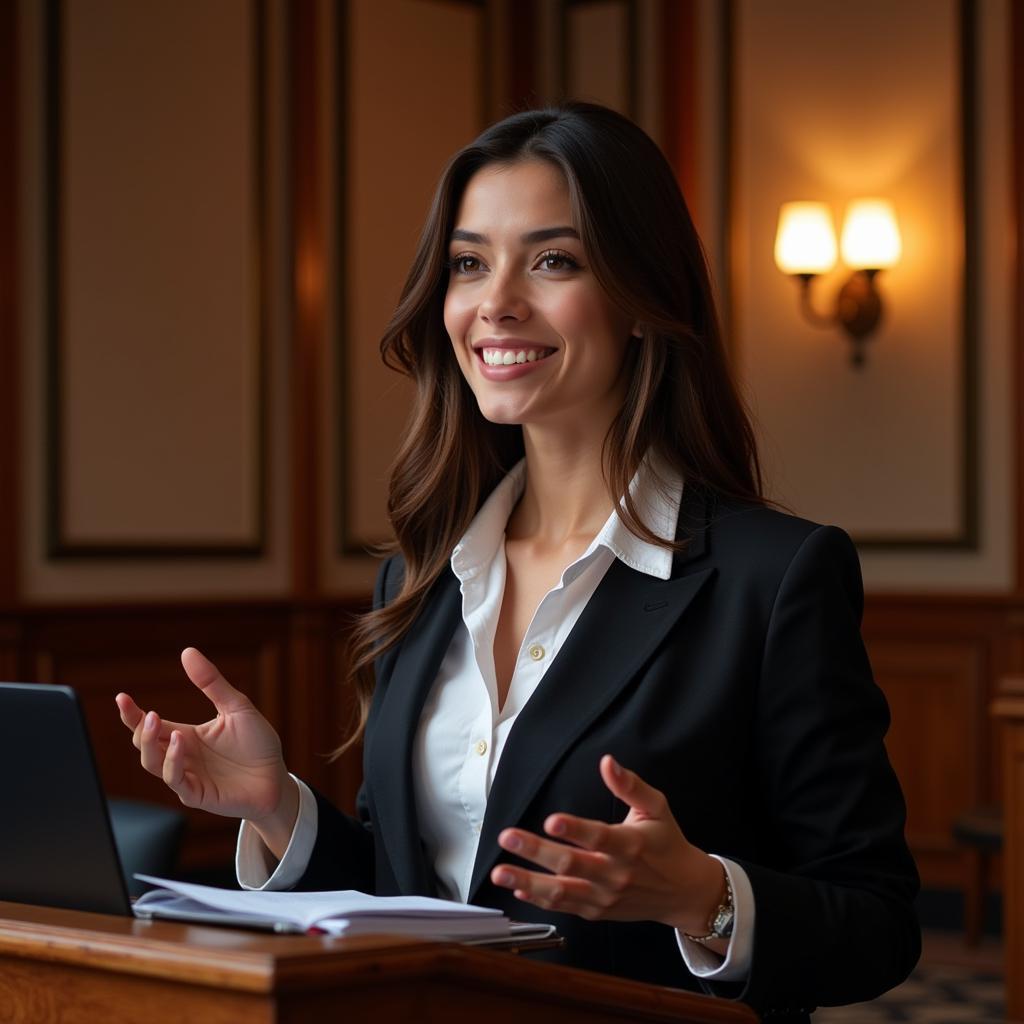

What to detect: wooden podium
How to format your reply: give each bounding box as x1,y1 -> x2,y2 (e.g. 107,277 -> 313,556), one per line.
0,901 -> 757,1023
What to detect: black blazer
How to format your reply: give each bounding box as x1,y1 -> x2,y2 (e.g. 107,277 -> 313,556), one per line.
297,488 -> 920,1021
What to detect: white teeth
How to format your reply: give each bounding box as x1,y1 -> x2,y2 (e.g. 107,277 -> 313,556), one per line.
481,347 -> 550,366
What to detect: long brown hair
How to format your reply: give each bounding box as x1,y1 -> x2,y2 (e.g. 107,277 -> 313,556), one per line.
340,102 -> 763,749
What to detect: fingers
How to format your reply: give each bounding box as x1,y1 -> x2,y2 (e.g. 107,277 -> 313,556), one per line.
115,692 -> 144,732
498,827 -> 617,882
180,647 -> 250,715
491,864 -> 604,915
138,710 -> 170,776
599,755 -> 667,818
162,730 -> 200,806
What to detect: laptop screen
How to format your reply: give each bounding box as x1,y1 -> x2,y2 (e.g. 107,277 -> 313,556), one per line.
0,682 -> 132,916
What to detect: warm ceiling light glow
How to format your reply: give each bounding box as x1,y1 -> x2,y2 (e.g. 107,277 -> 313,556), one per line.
840,198 -> 902,269
774,202 -> 838,275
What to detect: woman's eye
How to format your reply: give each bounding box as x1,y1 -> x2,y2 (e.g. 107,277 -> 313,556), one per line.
449,254 -> 482,274
536,250 -> 579,272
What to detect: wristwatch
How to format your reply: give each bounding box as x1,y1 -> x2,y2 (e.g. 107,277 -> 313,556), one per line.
685,870 -> 734,942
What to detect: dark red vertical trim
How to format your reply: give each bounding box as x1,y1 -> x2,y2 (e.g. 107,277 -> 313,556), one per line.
1014,0 -> 1024,593
661,0 -> 698,207
290,0 -> 322,597
506,0 -> 537,113
0,3 -> 19,606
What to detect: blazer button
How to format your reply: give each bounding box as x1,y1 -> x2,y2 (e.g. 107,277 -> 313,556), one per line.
528,643 -> 545,661
474,739 -> 488,756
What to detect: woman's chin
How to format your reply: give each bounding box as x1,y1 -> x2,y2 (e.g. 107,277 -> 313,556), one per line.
473,399 -> 530,426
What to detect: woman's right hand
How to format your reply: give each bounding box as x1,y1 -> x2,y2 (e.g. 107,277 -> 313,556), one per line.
115,647 -> 298,857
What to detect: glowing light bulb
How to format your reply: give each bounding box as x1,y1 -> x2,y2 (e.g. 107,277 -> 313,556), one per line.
774,202 -> 838,275
840,199 -> 901,270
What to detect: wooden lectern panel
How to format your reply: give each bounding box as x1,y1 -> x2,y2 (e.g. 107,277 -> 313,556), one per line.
0,901 -> 756,1023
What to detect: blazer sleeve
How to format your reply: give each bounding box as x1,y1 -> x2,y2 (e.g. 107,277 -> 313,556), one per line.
292,556 -> 399,893
712,525 -> 920,1011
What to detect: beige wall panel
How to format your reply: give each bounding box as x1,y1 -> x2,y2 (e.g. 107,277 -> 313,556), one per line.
20,0 -> 292,598
339,0 -> 482,553
566,2 -> 629,112
734,0 -> 961,538
712,0 -> 1015,590
62,0 -> 258,544
859,0 -> 1014,589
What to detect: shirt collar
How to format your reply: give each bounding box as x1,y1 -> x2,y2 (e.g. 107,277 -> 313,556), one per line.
450,457 -> 682,583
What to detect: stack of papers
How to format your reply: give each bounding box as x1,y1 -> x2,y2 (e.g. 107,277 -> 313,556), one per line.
132,875 -> 553,944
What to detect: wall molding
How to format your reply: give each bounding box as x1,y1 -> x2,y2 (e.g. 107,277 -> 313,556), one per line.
43,0 -> 270,559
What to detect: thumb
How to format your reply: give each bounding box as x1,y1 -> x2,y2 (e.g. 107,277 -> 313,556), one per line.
600,754 -> 668,819
180,647 -> 250,715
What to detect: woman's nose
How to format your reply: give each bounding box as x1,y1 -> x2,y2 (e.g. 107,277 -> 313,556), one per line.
478,271 -> 529,323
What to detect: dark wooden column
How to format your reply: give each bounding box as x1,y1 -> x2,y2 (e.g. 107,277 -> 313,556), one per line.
0,1 -> 19,609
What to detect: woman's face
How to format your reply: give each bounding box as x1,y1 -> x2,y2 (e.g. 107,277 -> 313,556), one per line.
443,159 -> 637,432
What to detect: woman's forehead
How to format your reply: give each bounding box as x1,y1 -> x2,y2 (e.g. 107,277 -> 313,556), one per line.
452,160 -> 575,236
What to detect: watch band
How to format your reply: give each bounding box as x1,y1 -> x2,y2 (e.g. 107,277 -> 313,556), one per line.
684,868 -> 734,943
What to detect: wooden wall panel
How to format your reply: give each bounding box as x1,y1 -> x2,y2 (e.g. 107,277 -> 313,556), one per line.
864,596 -> 1024,888
338,0 -> 484,555
872,639 -> 987,886
50,0 -> 266,556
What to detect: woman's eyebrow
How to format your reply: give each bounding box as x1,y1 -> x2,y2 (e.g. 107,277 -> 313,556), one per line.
449,226 -> 581,245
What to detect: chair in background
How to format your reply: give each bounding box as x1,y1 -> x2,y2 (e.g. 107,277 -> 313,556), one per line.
107,798 -> 185,898
951,804 -> 1003,946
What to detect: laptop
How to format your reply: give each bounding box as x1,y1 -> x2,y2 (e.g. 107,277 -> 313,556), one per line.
0,681 -> 134,916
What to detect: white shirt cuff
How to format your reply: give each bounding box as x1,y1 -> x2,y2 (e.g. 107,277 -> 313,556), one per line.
675,856 -> 754,982
235,775 -> 318,891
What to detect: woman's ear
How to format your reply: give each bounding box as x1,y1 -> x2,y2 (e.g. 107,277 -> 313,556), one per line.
631,323 -> 643,339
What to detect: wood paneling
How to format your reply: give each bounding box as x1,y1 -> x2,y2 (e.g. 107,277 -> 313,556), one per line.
661,0 -> 698,206
290,0 -> 323,596
863,595 -> 1024,888
1015,0 -> 1024,593
0,0 -> 17,605
873,640 -> 987,885
44,0 -> 269,558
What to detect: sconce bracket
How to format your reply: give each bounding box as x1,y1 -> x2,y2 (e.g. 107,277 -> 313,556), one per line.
792,269 -> 884,369
836,269 -> 882,339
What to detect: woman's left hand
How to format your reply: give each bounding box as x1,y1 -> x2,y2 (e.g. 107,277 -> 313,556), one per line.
490,754 -> 725,935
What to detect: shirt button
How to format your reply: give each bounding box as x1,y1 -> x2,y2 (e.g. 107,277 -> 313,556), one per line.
474,739 -> 488,756
528,643 -> 545,661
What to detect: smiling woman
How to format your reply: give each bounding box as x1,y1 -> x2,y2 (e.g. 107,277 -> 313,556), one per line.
117,103 -> 920,1024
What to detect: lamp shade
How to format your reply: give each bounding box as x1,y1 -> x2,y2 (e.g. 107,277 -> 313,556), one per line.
774,202 -> 838,275
839,198 -> 901,269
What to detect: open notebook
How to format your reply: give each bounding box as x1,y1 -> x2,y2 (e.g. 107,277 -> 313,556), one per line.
0,682 -> 557,948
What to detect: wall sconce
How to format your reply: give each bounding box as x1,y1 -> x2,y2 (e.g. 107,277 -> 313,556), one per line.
774,198 -> 901,368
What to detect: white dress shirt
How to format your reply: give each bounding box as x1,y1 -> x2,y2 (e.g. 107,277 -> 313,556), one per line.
238,458 -> 754,981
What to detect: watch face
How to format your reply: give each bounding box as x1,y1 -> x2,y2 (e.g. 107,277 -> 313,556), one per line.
712,906 -> 735,939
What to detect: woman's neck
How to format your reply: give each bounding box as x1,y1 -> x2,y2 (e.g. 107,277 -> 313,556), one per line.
508,426 -> 616,547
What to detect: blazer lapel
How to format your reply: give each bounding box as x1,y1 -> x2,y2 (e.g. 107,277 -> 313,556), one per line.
467,536 -> 715,900
365,569 -> 462,895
